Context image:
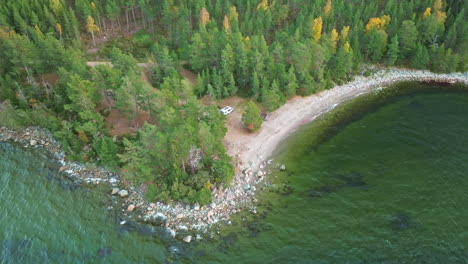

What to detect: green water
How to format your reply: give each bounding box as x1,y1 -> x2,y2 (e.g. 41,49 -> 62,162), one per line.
1,83 -> 468,263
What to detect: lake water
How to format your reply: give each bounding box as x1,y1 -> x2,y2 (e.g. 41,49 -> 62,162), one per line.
1,82 -> 467,263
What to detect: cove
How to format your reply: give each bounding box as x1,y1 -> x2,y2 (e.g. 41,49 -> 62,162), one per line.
1,82 -> 468,263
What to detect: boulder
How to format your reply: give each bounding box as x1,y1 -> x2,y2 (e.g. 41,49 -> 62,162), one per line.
118,189 -> 129,197
111,188 -> 119,195
30,139 -> 37,146
145,213 -> 166,226
243,184 -> 250,191
183,236 -> 192,243
210,202 -> 216,209
127,204 -> 135,212
280,165 -> 286,171
193,203 -> 200,211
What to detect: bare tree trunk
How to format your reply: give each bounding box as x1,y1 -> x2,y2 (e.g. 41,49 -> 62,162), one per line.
141,7 -> 146,28
131,7 -> 137,25
91,31 -> 96,46
126,9 -> 130,31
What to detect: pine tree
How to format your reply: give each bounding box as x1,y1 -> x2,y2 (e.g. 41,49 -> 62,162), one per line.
385,35 -> 399,66
285,66 -> 298,98
398,20 -> 418,57
251,71 -> 261,98
410,43 -> 429,69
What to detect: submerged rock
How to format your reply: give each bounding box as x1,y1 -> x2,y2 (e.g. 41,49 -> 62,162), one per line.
97,247 -> 112,257
390,213 -> 413,231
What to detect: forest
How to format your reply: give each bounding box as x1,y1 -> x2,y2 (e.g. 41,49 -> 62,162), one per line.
0,0 -> 465,205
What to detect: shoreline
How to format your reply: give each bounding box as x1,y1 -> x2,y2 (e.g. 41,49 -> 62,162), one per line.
1,68 -> 467,242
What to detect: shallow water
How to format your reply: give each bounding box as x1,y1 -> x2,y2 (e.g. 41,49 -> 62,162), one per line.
1,83 -> 468,263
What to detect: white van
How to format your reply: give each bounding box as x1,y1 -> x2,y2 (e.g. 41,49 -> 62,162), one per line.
220,106 -> 234,115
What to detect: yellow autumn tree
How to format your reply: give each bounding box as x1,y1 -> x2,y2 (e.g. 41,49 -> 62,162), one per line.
229,6 -> 239,22
311,16 -> 323,42
50,0 -> 62,15
423,7 -> 432,17
223,15 -> 231,32
257,0 -> 269,10
331,28 -> 339,49
324,0 -> 332,16
55,23 -> 62,38
433,0 -> 446,24
344,41 -> 352,53
200,8 -> 210,27
341,26 -> 350,41
86,16 -> 99,46
0,26 -> 15,38
433,0 -> 443,11
365,15 -> 390,32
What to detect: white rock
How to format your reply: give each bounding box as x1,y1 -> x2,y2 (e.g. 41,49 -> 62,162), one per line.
109,178 -> 118,184
30,139 -> 37,146
118,190 -> 129,197
193,203 -> 200,210
183,236 -> 192,243
127,204 -> 135,212
210,202 -> 216,209
111,188 -> 119,195
120,220 -> 126,225
280,165 -> 286,171
154,212 -> 167,221
207,210 -> 214,217
176,214 -> 184,219
167,228 -> 176,237
257,171 -> 264,177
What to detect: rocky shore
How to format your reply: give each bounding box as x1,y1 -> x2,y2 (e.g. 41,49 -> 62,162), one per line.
0,127 -> 119,185
1,68 -> 467,243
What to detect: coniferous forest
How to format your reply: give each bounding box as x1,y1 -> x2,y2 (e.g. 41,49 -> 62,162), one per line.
0,0 -> 466,204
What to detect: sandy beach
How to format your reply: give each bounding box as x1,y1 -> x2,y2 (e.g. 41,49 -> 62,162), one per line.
224,68 -> 468,176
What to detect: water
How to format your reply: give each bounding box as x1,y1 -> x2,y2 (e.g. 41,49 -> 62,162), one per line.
1,82 -> 468,263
